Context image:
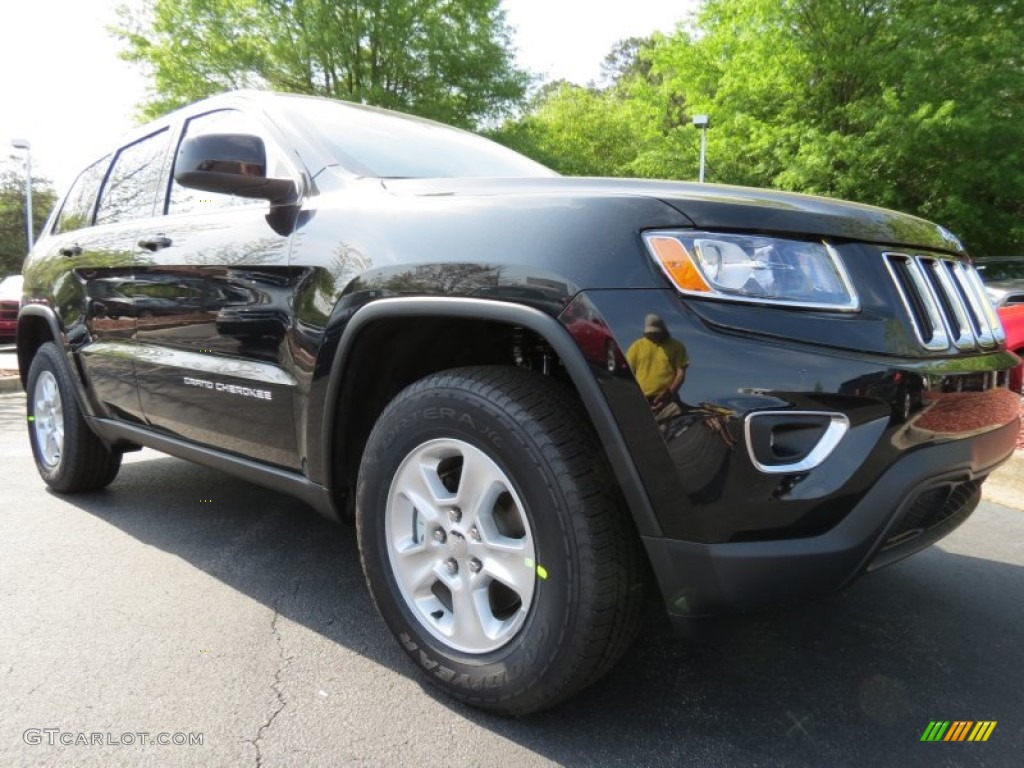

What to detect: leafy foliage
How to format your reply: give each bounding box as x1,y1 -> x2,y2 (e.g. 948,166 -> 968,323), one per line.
115,0 -> 529,128
0,159 -> 57,276
493,0 -> 1024,255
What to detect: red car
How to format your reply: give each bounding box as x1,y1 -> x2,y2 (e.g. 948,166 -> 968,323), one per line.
0,275 -> 23,344
999,304 -> 1024,392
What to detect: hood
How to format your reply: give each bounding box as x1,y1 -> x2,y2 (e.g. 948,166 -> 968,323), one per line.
382,177 -> 966,256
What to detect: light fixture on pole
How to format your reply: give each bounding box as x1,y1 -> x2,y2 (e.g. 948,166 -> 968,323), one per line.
692,115 -> 709,183
10,138 -> 34,251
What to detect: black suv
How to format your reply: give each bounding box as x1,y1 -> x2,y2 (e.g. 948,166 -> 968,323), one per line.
16,92 -> 1021,715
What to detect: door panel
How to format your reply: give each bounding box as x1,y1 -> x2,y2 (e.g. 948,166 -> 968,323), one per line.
38,227 -> 146,422
132,208 -> 301,468
64,127 -> 173,422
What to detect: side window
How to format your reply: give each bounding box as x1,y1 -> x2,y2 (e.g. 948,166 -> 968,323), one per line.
53,157 -> 111,234
168,110 -> 288,216
95,130 -> 171,226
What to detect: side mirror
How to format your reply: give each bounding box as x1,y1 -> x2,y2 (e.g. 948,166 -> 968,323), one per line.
174,133 -> 297,204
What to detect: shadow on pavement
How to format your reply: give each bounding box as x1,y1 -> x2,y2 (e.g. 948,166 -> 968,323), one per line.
52,450 -> 1024,767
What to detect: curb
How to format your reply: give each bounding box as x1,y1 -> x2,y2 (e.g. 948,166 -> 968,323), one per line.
0,374 -> 22,394
983,450 -> 1024,511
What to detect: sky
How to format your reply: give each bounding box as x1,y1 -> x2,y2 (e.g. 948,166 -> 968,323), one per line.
0,0 -> 699,191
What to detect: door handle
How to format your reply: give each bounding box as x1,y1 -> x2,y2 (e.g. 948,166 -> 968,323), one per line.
137,235 -> 173,251
60,244 -> 82,258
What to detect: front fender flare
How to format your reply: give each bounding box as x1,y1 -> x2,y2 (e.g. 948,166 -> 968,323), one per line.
318,296 -> 663,538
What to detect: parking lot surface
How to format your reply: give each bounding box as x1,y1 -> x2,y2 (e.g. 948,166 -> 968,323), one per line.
0,391 -> 1021,767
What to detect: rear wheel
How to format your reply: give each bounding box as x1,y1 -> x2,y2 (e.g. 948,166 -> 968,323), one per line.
27,342 -> 121,492
356,366 -> 645,715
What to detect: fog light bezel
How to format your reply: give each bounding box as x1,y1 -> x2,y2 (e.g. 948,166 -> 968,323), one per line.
744,411 -> 850,473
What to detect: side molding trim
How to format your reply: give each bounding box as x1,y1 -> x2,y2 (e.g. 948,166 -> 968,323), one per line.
89,417 -> 339,521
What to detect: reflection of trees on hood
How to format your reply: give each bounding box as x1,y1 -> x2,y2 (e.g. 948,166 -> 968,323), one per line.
348,263 -> 504,295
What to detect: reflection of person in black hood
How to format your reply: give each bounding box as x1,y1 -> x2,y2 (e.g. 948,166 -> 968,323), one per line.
626,314 -> 689,421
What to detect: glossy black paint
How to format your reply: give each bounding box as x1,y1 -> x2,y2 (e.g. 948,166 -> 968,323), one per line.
131,203 -> 300,468
18,91 -> 1021,621
578,288 -> 1019,544
381,177 -> 966,255
643,418 -> 1017,620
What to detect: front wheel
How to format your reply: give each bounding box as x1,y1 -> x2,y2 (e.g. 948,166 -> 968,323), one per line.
356,366 -> 645,715
26,342 -> 122,492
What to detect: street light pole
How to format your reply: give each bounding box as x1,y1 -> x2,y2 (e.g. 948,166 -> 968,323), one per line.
10,138 -> 33,251
692,115 -> 709,183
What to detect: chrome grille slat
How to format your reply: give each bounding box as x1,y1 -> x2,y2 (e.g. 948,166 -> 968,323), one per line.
950,261 -> 997,348
920,257 -> 974,350
883,252 -> 1004,351
962,264 -> 1006,345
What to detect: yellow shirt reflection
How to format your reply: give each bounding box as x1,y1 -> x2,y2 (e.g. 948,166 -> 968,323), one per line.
626,337 -> 689,398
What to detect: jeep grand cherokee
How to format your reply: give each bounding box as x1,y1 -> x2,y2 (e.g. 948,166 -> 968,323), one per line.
16,91 -> 1021,714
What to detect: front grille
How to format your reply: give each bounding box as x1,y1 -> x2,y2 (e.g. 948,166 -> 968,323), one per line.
883,253 -> 1005,351
868,480 -> 981,571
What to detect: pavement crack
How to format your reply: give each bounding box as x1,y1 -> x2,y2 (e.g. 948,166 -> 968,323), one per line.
249,581 -> 300,768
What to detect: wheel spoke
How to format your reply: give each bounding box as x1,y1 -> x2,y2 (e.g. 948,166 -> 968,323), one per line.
391,459 -> 443,526
481,546 -> 535,599
450,580 -> 496,648
454,449 -> 506,525
392,543 -> 442,595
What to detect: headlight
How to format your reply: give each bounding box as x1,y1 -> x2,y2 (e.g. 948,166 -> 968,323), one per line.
643,231 -> 859,311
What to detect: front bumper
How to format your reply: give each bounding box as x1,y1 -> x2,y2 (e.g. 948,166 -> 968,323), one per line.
643,408 -> 1017,622
564,288 -> 1020,621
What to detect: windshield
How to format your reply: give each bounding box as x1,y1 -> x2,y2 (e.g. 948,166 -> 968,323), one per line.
274,94 -> 555,179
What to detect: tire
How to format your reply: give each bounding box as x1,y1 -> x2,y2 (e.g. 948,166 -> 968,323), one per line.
26,342 -> 122,492
356,366 -> 645,715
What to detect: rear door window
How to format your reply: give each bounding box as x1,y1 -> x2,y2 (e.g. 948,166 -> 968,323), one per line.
53,157 -> 111,234
95,130 -> 172,226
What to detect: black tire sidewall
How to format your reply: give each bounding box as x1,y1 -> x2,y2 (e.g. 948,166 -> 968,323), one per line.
358,383 -> 584,706
25,342 -> 120,492
26,344 -> 73,486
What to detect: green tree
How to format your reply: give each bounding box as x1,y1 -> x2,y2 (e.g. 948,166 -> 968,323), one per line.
0,160 -> 57,276
488,82 -> 663,176
495,0 -> 1024,254
638,0 -> 1024,253
115,0 -> 529,128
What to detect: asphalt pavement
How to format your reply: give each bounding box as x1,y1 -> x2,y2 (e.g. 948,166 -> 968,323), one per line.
1,389 -> 1022,767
